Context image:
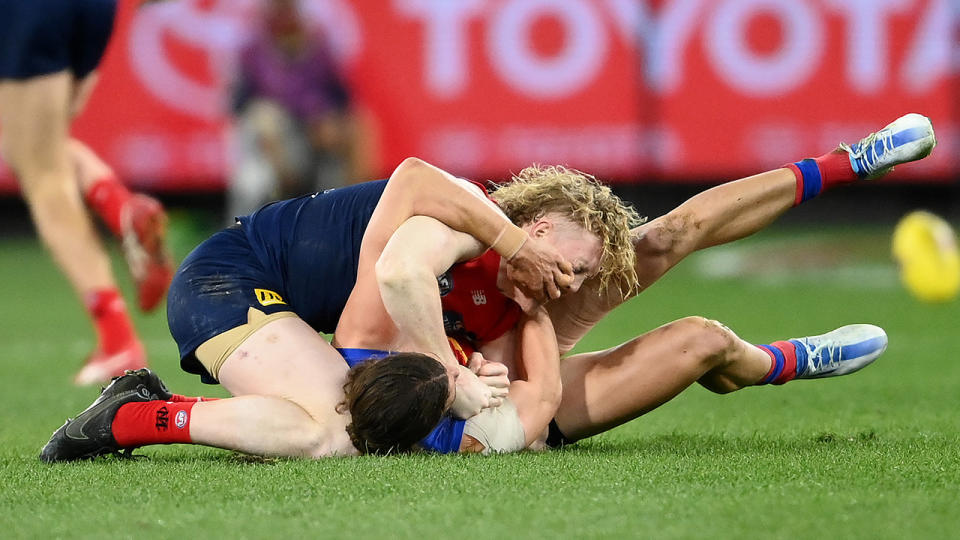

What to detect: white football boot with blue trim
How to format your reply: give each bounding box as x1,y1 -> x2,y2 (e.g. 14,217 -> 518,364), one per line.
840,113 -> 936,180
791,324 -> 888,379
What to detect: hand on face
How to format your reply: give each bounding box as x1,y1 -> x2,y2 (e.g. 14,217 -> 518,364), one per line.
502,215 -> 603,311
504,235 -> 574,306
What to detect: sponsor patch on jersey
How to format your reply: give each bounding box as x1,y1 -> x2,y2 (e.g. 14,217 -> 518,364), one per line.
174,410 -> 189,429
255,288 -> 286,306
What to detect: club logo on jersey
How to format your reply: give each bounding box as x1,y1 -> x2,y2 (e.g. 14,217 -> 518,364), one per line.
443,311 -> 464,333
255,289 -> 286,306
471,289 -> 487,305
437,273 -> 453,296
155,406 -> 169,432
175,410 -> 189,429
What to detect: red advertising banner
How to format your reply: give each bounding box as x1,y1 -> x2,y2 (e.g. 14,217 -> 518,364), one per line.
0,0 -> 955,193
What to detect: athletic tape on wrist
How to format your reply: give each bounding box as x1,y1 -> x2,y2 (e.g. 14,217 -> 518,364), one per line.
491,224 -> 528,260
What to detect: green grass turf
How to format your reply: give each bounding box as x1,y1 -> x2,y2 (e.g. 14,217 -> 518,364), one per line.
1,223 -> 958,539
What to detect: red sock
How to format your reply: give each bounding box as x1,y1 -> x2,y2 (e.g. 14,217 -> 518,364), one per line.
169,394 -> 220,403
785,150 -> 858,206
85,174 -> 132,236
112,400 -> 195,447
84,288 -> 137,354
814,150 -> 859,189
756,341 -> 800,385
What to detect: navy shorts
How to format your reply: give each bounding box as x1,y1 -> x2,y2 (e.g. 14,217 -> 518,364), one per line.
167,226 -> 292,384
0,0 -> 117,80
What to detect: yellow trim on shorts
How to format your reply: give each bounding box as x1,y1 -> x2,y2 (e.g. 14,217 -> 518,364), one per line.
195,307 -> 297,381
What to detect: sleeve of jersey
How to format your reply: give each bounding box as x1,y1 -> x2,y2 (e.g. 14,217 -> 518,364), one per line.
462,178 -> 495,202
418,416 -> 466,453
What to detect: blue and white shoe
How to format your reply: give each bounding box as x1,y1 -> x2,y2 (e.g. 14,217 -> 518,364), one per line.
791,324 -> 888,379
841,113 -> 936,180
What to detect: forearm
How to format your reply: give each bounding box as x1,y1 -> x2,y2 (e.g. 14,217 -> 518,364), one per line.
390,158 -> 527,257
511,311 -> 562,446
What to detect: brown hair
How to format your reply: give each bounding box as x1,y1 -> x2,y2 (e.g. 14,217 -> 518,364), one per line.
340,352 -> 450,455
490,165 -> 643,294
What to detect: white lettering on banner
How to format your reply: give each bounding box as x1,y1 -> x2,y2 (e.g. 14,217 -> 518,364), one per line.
300,0 -> 363,61
706,0 -> 823,96
128,1 -> 244,119
902,0 -> 956,92
126,0 -> 957,115
825,0 -> 909,94
489,0 -> 606,99
128,0 -> 360,119
425,125 -> 681,171
394,0 -> 485,98
603,0 -> 643,45
636,0 -> 704,94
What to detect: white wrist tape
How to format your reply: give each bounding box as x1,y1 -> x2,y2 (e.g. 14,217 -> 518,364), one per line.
462,398 -> 526,454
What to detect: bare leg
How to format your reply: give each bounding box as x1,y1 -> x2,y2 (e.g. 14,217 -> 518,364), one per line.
70,138 -> 114,192
0,72 -> 114,295
188,317 -> 357,458
553,316 -> 770,441
70,71 -> 99,119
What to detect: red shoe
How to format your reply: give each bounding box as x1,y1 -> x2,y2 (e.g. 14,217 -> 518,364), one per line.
120,194 -> 174,312
73,340 -> 148,386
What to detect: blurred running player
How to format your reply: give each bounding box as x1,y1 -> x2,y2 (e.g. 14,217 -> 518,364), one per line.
0,0 -> 174,385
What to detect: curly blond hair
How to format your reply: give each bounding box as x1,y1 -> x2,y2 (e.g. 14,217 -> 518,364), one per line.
490,165 -> 643,293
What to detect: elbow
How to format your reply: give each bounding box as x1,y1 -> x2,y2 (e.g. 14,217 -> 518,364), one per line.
541,378 -> 563,416
644,212 -> 697,256
390,157 -> 429,187
375,254 -> 430,295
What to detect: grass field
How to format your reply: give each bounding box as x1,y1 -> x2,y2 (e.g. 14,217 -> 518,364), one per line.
1,222 -> 958,539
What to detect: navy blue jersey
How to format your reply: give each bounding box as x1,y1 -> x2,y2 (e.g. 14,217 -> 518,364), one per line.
168,180 -> 387,382
239,180 -> 388,332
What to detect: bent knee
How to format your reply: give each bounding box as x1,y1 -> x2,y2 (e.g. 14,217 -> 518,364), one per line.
665,316 -> 738,368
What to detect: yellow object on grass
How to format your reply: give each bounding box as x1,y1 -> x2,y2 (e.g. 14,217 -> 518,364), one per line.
892,211 -> 960,302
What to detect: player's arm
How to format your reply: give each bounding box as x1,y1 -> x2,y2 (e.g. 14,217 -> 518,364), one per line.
461,310 -> 562,453
507,308 -> 562,447
378,157 -> 574,303
546,169 -> 797,354
376,215 -> 486,372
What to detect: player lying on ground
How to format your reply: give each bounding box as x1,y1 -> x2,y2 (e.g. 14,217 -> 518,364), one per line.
538,113 -> 936,449
331,167 -> 634,452
40,158 -> 609,460
421,113 -> 937,452
327,113 -> 938,454
39,113 -> 937,460
0,0 -> 174,385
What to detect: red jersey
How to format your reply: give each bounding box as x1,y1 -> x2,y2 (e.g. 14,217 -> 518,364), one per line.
438,249 -> 521,350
